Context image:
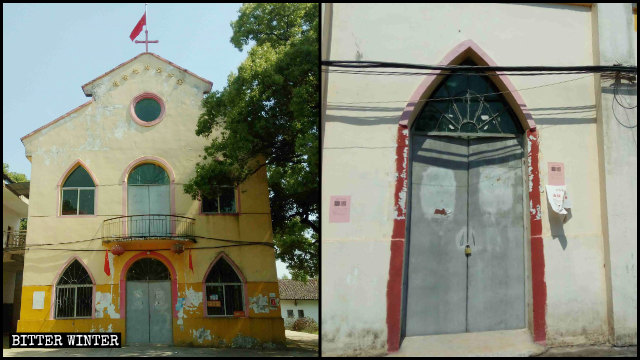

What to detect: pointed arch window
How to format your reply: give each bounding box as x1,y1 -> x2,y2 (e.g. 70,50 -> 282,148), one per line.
61,166 -> 95,215
204,257 -> 244,316
55,260 -> 93,318
413,60 -> 523,136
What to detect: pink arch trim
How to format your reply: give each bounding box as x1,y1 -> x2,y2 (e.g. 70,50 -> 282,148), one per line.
201,252 -> 250,318
386,40 -> 546,352
57,159 -> 99,217
119,251 -> 179,320
50,255 -> 97,320
399,39 -> 536,131
120,156 -> 177,234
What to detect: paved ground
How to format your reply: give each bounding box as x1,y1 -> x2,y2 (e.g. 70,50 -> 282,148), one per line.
2,331 -> 318,357
533,344 -> 637,357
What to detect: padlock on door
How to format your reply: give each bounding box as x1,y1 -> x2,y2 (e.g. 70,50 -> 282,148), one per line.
465,245 -> 471,257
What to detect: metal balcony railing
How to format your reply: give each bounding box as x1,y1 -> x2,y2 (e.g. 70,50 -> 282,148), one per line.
3,230 -> 27,250
102,215 -> 195,242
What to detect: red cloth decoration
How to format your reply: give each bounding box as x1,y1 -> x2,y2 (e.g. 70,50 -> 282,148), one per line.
189,249 -> 193,272
104,250 -> 111,276
129,12 -> 146,41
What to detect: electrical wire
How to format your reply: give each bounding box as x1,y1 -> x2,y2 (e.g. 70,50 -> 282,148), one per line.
322,68 -> 596,77
326,74 -> 595,105
22,243 -> 274,252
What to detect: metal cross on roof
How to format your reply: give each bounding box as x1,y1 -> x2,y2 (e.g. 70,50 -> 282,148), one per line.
136,29 -> 158,52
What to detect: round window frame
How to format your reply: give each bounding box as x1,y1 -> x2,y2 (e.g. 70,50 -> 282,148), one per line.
130,92 -> 166,127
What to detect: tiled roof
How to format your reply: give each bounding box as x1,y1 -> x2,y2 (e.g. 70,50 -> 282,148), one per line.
278,279 -> 318,300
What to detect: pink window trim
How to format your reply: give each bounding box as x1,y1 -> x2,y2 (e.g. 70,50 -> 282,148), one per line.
130,92 -> 166,127
121,156 -> 176,236
119,251 -> 179,320
386,39 -> 545,352
201,252 -> 250,318
50,255 -> 97,320
57,159 -> 99,218
198,186 -> 242,216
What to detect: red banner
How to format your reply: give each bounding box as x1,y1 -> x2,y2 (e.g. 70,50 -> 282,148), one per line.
189,249 -> 193,272
104,250 -> 110,276
129,12 -> 146,41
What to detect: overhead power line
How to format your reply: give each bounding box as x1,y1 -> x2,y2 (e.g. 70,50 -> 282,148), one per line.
322,60 -> 638,74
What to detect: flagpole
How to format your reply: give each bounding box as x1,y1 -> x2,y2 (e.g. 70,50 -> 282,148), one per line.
145,3 -> 148,52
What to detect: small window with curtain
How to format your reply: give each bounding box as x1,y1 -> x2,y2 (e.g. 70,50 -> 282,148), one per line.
202,186 -> 237,214
205,257 -> 244,316
61,166 -> 95,215
55,260 -> 93,319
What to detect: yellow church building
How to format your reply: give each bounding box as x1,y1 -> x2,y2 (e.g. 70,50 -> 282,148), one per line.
17,52 -> 285,347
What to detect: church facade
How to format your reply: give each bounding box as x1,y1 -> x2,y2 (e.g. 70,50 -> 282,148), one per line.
17,52 -> 285,347
322,3 -> 636,356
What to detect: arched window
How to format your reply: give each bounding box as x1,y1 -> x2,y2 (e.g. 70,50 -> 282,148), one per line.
61,166 -> 95,215
126,258 -> 170,281
202,186 -> 237,214
55,260 -> 93,318
204,257 -> 244,316
127,163 -> 170,236
413,60 -> 524,136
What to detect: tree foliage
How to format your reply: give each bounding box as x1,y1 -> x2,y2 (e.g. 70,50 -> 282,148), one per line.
184,4 -> 318,279
3,162 -> 28,183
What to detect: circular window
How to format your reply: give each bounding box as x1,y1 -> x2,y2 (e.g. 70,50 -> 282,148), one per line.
130,93 -> 165,126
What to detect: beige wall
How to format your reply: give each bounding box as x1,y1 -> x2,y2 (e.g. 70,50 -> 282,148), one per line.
323,3 -> 611,354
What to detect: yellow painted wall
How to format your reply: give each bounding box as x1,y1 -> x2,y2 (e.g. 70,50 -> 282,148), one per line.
17,53 -> 283,346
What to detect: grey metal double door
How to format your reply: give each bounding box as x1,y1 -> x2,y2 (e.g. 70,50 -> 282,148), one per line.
126,281 -> 172,344
406,135 -> 525,336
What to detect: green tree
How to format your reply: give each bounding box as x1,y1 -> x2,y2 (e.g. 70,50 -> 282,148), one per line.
3,163 -> 28,183
184,4 -> 318,280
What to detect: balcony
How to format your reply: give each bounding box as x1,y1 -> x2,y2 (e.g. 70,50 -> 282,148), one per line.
3,230 -> 27,251
102,215 -> 196,243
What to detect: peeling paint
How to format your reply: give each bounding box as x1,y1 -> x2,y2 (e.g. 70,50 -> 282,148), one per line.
191,328 -> 212,344
249,294 -> 270,313
184,286 -> 202,311
95,291 -> 120,319
175,297 -> 186,325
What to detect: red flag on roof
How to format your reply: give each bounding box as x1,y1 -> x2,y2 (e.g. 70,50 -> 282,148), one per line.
104,250 -> 111,276
189,249 -> 194,272
129,12 -> 146,41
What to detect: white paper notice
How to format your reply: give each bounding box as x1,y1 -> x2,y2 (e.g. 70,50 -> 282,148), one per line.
32,291 -> 45,310
546,185 -> 568,214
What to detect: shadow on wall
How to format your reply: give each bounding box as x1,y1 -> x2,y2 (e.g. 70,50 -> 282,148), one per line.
548,207 -> 573,250
529,105 -> 597,127
325,104 -> 405,126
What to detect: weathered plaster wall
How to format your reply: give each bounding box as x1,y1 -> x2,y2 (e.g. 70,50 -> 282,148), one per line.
323,3 -> 608,355
593,3 -> 638,346
17,53 -> 283,346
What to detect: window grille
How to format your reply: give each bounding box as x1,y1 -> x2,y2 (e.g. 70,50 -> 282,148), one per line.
287,309 -> 294,318
413,60 -> 524,137
205,258 -> 244,316
61,166 -> 95,215
202,186 -> 237,214
55,260 -> 93,319
298,309 -> 304,318
126,258 -> 170,281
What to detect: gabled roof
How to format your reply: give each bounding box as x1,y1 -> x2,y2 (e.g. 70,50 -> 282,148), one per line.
278,279 -> 318,300
81,52 -> 213,96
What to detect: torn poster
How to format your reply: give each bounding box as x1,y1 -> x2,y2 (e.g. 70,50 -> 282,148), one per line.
546,185 -> 570,214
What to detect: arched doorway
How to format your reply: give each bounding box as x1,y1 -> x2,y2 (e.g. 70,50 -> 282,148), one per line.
125,257 -> 172,344
403,60 -> 526,336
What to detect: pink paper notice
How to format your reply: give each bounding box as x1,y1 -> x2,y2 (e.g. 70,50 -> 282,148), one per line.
548,162 -> 565,186
329,195 -> 350,223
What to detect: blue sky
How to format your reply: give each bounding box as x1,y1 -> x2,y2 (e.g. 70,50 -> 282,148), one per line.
2,3 -> 290,278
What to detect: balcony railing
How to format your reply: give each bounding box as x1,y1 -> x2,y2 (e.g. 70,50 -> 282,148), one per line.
102,215 -> 195,242
3,230 -> 27,250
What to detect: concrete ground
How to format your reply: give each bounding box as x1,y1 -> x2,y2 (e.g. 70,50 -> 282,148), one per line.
534,344 -> 637,357
2,331 -> 318,357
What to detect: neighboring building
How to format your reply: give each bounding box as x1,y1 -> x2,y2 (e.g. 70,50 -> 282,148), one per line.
322,3 -> 636,356
279,279 -> 318,324
16,52 -> 284,347
3,174 -> 29,334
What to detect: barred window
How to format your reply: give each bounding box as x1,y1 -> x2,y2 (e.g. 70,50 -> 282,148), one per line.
202,186 -> 236,214
205,257 -> 244,316
298,309 -> 304,318
61,166 -> 95,215
55,260 -> 93,318
287,309 -> 294,318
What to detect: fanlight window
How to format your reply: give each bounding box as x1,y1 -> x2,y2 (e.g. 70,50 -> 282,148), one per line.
55,260 -> 93,318
205,257 -> 244,316
126,258 -> 171,281
128,163 -> 169,185
413,60 -> 523,136
61,166 -> 95,215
